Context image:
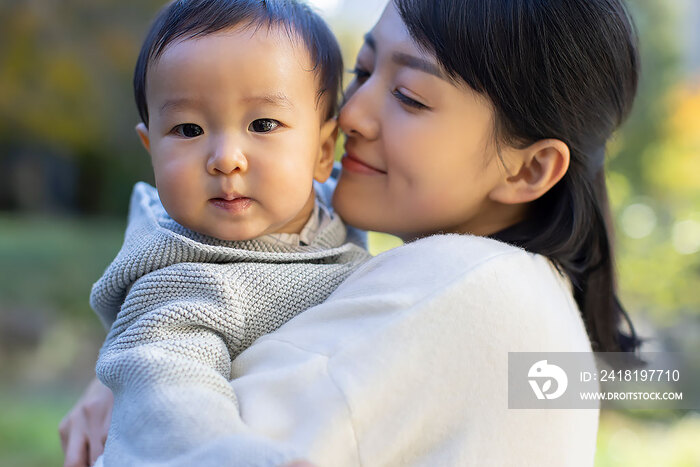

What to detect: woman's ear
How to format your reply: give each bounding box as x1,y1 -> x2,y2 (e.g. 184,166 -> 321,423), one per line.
313,117 -> 339,183
488,139 -> 570,205
135,123 -> 151,153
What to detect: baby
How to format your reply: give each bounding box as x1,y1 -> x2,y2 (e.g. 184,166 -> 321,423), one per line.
89,0 -> 369,465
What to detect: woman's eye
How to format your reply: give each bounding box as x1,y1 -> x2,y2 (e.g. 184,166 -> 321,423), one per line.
392,89 -> 428,110
173,123 -> 204,138
350,66 -> 371,83
249,119 -> 280,133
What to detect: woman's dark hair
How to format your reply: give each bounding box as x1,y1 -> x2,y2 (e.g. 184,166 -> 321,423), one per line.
134,0 -> 343,126
395,0 -> 641,353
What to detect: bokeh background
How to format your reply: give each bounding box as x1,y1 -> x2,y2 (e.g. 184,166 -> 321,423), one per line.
0,0 -> 698,465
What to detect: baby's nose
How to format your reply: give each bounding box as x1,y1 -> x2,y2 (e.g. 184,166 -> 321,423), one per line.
207,139 -> 248,174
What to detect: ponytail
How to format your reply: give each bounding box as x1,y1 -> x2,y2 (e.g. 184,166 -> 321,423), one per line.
492,166 -> 641,353
585,170 -> 640,352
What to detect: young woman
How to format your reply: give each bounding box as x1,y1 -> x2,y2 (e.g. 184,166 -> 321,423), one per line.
60,0 -> 640,465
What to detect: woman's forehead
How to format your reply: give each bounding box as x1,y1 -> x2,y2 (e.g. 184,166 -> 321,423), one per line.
367,2 -> 419,54
363,7 -> 453,82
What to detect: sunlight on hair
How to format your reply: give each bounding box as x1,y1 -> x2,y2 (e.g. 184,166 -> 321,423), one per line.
307,0 -> 342,15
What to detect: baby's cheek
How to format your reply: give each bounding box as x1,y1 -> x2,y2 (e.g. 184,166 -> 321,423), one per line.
265,165 -> 314,204
155,171 -> 197,220
159,190 -> 188,224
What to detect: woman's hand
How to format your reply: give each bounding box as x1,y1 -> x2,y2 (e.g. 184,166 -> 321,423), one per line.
59,377 -> 113,467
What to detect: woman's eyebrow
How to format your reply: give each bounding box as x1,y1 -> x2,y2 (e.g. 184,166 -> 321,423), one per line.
363,32 -> 446,81
392,52 -> 447,80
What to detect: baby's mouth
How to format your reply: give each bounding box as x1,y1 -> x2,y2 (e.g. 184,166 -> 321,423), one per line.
209,197 -> 253,214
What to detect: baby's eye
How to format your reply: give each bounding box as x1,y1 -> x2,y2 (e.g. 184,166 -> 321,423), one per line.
172,123 -> 204,138
249,119 -> 280,133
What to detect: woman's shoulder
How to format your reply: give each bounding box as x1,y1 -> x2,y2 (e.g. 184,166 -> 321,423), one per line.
270,233 -> 591,356
400,234 -> 589,352
398,233 -> 530,269
368,233 -> 543,279
336,233 -> 529,292
340,233 -> 574,310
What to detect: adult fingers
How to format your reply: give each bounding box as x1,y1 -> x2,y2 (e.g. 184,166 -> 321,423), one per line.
63,423 -> 89,467
87,428 -> 106,466
58,414 -> 70,453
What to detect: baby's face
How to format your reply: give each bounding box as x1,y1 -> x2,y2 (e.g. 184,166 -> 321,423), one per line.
137,25 -> 336,241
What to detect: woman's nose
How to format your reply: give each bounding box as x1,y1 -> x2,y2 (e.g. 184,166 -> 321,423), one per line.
338,80 -> 380,141
206,138 -> 248,175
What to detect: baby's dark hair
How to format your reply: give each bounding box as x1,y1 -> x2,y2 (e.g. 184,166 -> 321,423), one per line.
134,0 -> 343,126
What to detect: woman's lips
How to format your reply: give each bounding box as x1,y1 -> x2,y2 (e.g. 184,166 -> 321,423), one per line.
209,197 -> 253,214
341,153 -> 386,175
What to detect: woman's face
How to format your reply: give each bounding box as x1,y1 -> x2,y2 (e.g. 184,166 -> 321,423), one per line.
333,2 -> 520,240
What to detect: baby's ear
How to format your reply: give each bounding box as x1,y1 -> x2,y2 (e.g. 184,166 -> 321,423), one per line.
313,117 -> 339,183
135,122 -> 151,153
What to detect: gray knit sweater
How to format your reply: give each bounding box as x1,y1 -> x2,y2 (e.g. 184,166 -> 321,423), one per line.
91,182 -> 370,466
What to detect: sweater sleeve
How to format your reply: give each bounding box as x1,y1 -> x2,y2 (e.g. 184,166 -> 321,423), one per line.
95,264 -> 304,467
222,235 -> 598,466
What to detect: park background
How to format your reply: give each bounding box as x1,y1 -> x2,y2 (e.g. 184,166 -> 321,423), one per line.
0,0 -> 698,465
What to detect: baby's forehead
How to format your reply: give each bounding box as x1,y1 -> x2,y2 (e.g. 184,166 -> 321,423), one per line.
147,26 -> 325,116
135,1 -> 341,125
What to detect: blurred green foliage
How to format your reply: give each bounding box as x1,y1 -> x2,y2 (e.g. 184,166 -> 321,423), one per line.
0,0 -> 161,215
607,1 -> 700,323
0,389 -> 76,467
594,411 -> 700,466
0,215 -> 125,319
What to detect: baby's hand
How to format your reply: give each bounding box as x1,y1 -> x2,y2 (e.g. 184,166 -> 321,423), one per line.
59,377 -> 113,467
